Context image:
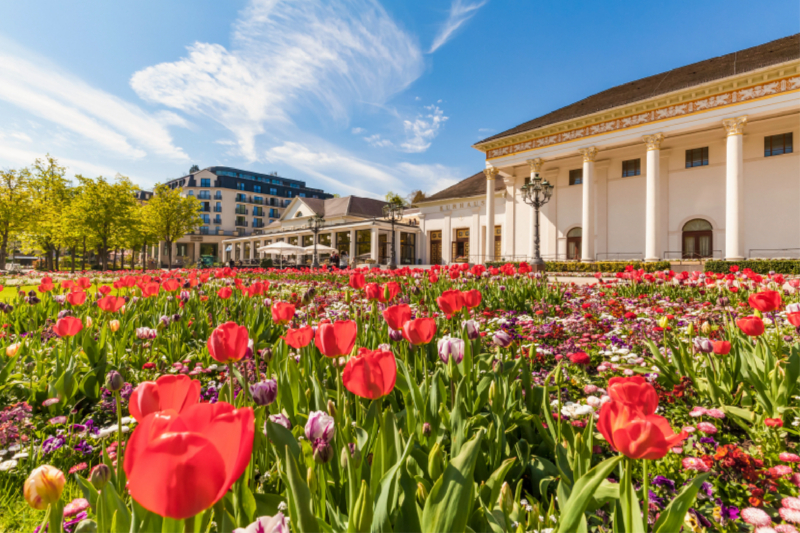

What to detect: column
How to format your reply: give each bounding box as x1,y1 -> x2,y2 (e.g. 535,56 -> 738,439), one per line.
643,133 -> 665,261
443,216 -> 452,264
415,228 -> 422,265
418,215 -> 427,264
528,158 -> 544,260
394,228 -> 402,266
349,229 -> 356,263
470,209 -> 481,264
723,116 -> 747,260
157,242 -> 162,267
370,227 -> 379,262
484,166 -> 499,263
578,147 -> 598,262
504,177 -> 516,260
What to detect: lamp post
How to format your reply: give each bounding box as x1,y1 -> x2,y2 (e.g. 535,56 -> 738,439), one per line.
307,213 -> 325,269
382,200 -> 405,270
520,172 -> 554,272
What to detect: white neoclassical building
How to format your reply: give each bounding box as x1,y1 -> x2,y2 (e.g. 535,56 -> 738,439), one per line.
416,34 -> 800,264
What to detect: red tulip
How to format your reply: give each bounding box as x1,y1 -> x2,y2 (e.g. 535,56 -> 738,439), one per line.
349,273 -> 366,290
315,320 -> 357,357
366,282 -> 400,303
97,295 -> 125,313
342,347 -> 396,399
606,376 -> 658,415
271,302 -> 295,325
141,282 -> 160,298
207,322 -> 249,364
38,276 -> 54,293
53,317 -> 83,337
162,279 -> 179,292
463,289 -> 482,309
712,340 -> 731,355
98,285 -> 112,296
383,304 -> 412,331
66,291 -> 87,306
737,316 -> 765,336
401,317 -> 437,345
217,286 -> 233,300
283,326 -> 314,349
436,289 -> 465,318
568,352 -> 591,365
787,313 -> 800,327
748,290 -> 782,312
76,277 -> 92,289
123,402 -> 254,519
364,283 -> 380,301
128,375 -> 201,422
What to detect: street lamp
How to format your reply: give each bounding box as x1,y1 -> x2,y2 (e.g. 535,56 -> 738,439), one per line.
307,213 -> 325,268
382,199 -> 405,270
520,171 -> 554,272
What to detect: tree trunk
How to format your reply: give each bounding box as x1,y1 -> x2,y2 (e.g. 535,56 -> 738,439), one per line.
101,239 -> 108,271
71,246 -> 76,273
55,249 -> 60,271
81,237 -> 86,271
0,230 -> 8,271
167,241 -> 173,270
142,244 -> 147,273
112,249 -> 117,270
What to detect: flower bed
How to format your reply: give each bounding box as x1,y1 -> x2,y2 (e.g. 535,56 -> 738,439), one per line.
0,263 -> 798,532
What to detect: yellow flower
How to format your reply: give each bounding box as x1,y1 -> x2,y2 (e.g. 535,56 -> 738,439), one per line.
6,342 -> 20,357
108,320 -> 120,332
23,465 -> 65,510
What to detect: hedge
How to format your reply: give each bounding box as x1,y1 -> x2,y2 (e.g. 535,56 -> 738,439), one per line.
484,260 -> 672,273
704,259 -> 800,275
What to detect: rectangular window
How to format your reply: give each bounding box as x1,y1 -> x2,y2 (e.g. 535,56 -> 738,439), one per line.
200,178 -> 210,187
237,182 -> 246,191
214,202 -> 222,212
235,204 -> 247,215
685,147 -> 709,168
622,158 -> 641,177
765,133 -> 793,157
201,214 -> 210,224
569,169 -> 583,186
236,193 -> 246,202
199,227 -> 209,235
254,185 -> 262,193
356,230 -> 371,258
302,235 -> 314,247
235,217 -> 247,227
270,188 -> 277,195
299,193 -> 306,197
253,196 -> 263,204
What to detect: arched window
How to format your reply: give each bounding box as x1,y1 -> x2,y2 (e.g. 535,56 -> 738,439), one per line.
682,219 -> 713,259
567,227 -> 582,261
295,211 -> 303,218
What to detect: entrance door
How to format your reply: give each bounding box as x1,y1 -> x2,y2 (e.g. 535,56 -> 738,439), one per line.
429,231 -> 442,265
379,234 -> 388,264
452,228 -> 470,263
682,219 -> 713,259
567,227 -> 582,260
494,226 -> 501,261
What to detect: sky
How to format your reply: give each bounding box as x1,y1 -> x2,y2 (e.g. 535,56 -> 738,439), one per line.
0,0 -> 797,199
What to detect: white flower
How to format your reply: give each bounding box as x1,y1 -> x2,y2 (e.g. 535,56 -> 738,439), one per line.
12,452 -> 28,460
0,459 -> 18,471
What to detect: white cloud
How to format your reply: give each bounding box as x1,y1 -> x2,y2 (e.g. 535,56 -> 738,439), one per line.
0,145 -> 138,182
264,141 -> 463,198
401,105 -> 448,153
429,0 -> 487,53
0,41 -> 188,161
364,134 -> 394,148
351,127 -> 365,134
131,0 -> 424,161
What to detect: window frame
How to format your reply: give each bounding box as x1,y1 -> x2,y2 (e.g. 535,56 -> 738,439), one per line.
621,158 -> 641,177
765,132 -> 793,157
685,147 -> 709,168
569,169 -> 583,186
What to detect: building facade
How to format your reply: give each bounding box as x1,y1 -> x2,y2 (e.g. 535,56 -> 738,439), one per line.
221,196 -> 422,267
159,166 -> 333,266
416,34 -> 800,265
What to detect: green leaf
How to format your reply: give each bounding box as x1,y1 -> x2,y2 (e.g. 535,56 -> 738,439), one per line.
267,420 -> 301,462
283,445 -> 318,533
652,473 -> 710,533
348,480 -> 373,533
421,429 -> 485,533
555,455 -> 623,533
370,435 -> 416,533
485,458 -> 516,511
394,464 -> 422,533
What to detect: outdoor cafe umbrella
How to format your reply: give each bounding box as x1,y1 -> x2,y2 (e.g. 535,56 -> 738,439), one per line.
256,242 -> 306,268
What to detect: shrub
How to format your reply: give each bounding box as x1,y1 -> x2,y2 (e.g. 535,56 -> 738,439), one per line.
484,260 -> 672,273
260,258 -> 273,269
704,259 -> 800,275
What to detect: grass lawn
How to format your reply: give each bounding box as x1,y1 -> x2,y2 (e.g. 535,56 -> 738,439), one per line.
0,285 -> 124,301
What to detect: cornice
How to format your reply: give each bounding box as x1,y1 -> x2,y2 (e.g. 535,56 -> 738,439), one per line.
473,60 -> 800,159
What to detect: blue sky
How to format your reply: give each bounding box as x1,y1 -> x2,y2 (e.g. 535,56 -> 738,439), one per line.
0,0 -> 797,198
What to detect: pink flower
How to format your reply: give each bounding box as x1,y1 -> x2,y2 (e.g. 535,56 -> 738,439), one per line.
671,446 -> 684,454
682,426 -> 696,433
784,497 -> 800,511
791,473 -> 800,488
697,422 -> 718,434
775,525 -> 798,533
742,507 -> 772,527
63,498 -> 90,517
770,465 -> 794,477
756,528 -> 778,533
706,408 -> 725,419
689,406 -> 707,417
779,507 -> 800,525
583,384 -> 598,394
682,457 -> 710,472
780,453 -> 800,463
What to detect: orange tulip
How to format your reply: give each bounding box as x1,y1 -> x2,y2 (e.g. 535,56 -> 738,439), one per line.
53,316 -> 83,337
98,295 -> 125,313
66,291 -> 87,306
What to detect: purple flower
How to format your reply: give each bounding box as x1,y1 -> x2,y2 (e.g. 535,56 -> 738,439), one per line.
462,319 -> 480,340
492,330 -> 513,348
41,435 -> 66,454
437,336 -> 465,364
250,379 -> 277,406
651,476 -> 676,491
693,337 -> 713,353
237,513 -> 289,533
305,411 -> 335,442
268,413 -> 291,430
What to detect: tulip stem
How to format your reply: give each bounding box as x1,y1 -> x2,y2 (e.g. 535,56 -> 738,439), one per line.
642,459 -> 649,531
114,390 -> 123,493
184,514 -> 196,533
228,362 -> 235,405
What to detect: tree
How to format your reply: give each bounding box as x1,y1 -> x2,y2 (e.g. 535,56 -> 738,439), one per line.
385,191 -> 407,206
120,203 -> 158,272
407,190 -> 427,205
142,183 -> 201,269
71,175 -> 139,271
24,156 -> 70,270
189,164 -> 200,173
0,167 -> 32,270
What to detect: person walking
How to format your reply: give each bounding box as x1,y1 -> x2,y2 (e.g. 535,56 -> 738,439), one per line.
339,251 -> 349,269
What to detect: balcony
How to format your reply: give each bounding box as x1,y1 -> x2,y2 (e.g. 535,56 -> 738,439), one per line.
213,206 -> 222,212
252,197 -> 264,205
252,210 -> 264,217
235,207 -> 248,215
198,193 -> 211,200
214,192 -> 223,199
213,218 -> 222,225
200,206 -> 210,212
235,220 -> 248,227
235,194 -> 247,202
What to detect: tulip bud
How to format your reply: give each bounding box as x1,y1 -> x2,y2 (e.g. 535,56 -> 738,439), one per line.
6,342 -> 20,358
24,465 -> 66,510
498,481 -> 513,513
718,296 -> 730,307
415,481 -> 429,506
89,464 -> 111,490
345,291 -> 351,305
700,321 -> 712,335
428,443 -> 444,480
351,480 -> 373,533
686,322 -> 695,337
693,337 -> 713,354
462,320 -> 480,340
388,328 -> 404,342
313,441 -> 334,464
492,330 -> 513,348
105,371 -> 124,392
306,467 -> 317,493
85,317 -> 93,329
249,379 -> 277,406
74,520 -> 98,533
260,347 -> 273,364
489,381 -> 498,406
327,399 -> 337,418
422,422 -> 431,436
108,320 -> 120,333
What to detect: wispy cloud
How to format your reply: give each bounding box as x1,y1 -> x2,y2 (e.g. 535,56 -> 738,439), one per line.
131,0 -> 424,161
264,140 -> 463,198
364,134 -> 394,148
429,0 -> 487,53
0,41 -> 188,161
401,105 -> 448,153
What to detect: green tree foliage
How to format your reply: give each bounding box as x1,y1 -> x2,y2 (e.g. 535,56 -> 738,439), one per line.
0,167 -> 32,270
142,183 -> 202,269
385,191 -> 407,206
24,156 -> 70,270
